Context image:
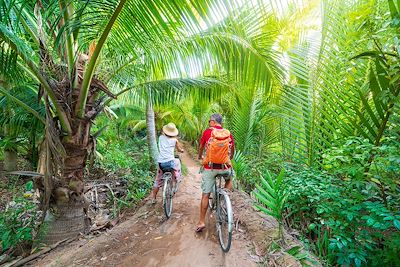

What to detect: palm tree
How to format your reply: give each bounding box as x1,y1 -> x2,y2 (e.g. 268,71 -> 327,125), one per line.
1,0 -> 130,242
100,1 -> 284,167
0,85 -> 45,170
264,0 -> 400,176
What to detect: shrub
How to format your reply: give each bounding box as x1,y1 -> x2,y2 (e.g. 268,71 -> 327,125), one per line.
283,165 -> 400,266
0,181 -> 41,255
234,152 -> 285,193
92,120 -> 154,213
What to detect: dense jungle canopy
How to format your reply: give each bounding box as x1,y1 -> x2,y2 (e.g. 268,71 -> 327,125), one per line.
0,0 -> 399,266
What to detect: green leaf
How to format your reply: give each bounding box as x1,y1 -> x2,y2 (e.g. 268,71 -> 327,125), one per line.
25,181 -> 33,191
351,51 -> 382,60
253,190 -> 275,209
367,218 -> 375,226
388,0 -> 399,19
1,230 -> 11,250
347,213 -> 354,221
259,175 -> 276,198
254,204 -> 274,217
373,222 -> 381,228
394,219 -> 400,230
383,216 -> 394,221
308,223 -> 316,230
286,246 -> 302,255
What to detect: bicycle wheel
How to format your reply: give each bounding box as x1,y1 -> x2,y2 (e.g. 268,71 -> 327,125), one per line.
162,173 -> 174,218
216,190 -> 233,252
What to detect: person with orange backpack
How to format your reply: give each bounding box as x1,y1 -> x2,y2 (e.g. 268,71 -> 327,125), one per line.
195,113 -> 235,233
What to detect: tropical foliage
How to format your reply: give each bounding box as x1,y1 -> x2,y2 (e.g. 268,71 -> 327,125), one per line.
0,181 -> 40,254
0,0 -> 278,242
253,169 -> 287,239
1,0 -> 400,265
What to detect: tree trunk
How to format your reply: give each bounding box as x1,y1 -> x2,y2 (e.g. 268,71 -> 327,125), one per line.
4,149 -> 17,171
146,100 -> 159,168
3,124 -> 17,171
29,123 -> 39,169
42,119 -> 92,244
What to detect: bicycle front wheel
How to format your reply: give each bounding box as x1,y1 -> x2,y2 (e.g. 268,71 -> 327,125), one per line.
216,191 -> 233,252
163,174 -> 174,218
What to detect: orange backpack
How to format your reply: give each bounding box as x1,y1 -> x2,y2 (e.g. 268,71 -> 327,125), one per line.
203,128 -> 232,166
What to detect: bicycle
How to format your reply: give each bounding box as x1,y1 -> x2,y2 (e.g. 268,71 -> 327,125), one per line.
208,173 -> 233,253
161,157 -> 181,219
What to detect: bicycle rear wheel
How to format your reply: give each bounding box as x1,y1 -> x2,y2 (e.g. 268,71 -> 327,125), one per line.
162,173 -> 174,218
216,191 -> 233,252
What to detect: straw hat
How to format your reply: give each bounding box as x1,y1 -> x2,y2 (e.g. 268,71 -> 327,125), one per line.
163,122 -> 179,137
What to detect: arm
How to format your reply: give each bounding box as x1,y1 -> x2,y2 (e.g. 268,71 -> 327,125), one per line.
197,130 -> 207,160
175,140 -> 184,153
198,143 -> 205,160
230,134 -> 235,160
198,129 -> 210,160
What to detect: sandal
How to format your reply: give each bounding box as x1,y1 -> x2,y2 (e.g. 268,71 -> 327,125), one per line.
195,225 -> 206,233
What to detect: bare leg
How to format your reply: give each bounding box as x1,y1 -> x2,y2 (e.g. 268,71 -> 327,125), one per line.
151,187 -> 160,199
151,168 -> 162,200
224,178 -> 232,190
197,193 -> 210,228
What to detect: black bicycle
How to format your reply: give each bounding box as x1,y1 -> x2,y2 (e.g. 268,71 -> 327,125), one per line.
208,173 -> 233,252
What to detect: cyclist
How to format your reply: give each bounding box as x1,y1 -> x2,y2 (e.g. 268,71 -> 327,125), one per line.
150,122 -> 184,204
195,113 -> 235,232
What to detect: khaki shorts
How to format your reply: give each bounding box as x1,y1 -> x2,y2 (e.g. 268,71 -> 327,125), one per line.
201,168 -> 233,193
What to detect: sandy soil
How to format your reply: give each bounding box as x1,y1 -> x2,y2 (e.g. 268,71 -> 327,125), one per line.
28,151 -> 261,267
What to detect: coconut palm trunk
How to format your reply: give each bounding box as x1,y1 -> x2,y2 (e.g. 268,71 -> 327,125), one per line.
146,100 -> 159,168
42,111 -> 94,243
4,150 -> 17,171
3,115 -> 17,171
3,126 -> 17,171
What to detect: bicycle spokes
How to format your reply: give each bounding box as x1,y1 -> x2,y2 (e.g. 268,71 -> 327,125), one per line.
163,174 -> 174,219
216,192 -> 233,253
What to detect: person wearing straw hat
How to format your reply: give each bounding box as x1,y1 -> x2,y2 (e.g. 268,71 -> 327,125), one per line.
150,122 -> 184,204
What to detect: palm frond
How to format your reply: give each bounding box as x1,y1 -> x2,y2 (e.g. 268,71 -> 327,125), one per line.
253,169 -> 287,221
278,0 -> 397,166
0,85 -> 45,134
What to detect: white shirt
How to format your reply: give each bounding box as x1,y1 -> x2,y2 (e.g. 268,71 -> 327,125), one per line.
157,135 -> 176,163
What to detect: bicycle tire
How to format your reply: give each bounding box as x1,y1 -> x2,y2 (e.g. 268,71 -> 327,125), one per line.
216,190 -> 233,252
162,173 -> 174,218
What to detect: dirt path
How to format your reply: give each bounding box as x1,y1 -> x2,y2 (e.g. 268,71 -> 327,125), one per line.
30,152 -> 259,267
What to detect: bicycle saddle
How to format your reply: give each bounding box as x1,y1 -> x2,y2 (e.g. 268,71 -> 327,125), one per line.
161,167 -> 174,173
216,173 -> 230,178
